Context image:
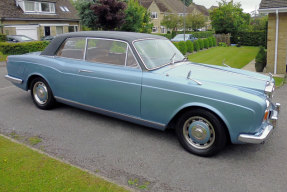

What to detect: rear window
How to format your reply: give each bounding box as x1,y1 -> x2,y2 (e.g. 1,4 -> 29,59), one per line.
56,37 -> 86,60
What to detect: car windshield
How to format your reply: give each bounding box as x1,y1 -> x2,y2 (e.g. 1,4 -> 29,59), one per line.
17,36 -> 33,41
134,39 -> 185,70
173,34 -> 190,40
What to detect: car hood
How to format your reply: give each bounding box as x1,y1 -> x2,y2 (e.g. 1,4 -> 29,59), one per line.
154,62 -> 270,94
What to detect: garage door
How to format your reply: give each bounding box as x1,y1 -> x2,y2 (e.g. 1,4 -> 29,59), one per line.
16,27 -> 38,40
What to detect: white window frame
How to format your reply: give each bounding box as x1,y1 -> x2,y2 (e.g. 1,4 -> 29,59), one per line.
24,1 -> 56,13
151,12 -> 158,19
152,27 -> 158,33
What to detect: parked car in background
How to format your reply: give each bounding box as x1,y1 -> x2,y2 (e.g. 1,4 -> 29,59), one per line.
171,34 -> 197,42
5,31 -> 280,157
6,35 -> 34,43
41,36 -> 55,41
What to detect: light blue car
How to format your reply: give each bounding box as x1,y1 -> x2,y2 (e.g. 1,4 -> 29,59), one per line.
5,31 -> 280,156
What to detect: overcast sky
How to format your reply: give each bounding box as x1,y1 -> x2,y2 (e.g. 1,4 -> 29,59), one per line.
193,0 -> 262,13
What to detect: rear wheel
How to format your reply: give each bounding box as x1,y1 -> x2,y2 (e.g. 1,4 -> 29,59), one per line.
30,77 -> 56,110
176,109 -> 227,157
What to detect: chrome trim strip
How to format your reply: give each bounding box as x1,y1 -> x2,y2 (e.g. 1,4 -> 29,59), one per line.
238,125 -> 273,144
54,96 -> 166,128
5,75 -> 23,84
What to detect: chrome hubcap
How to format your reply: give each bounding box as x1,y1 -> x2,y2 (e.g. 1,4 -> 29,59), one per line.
183,116 -> 215,149
33,82 -> 48,105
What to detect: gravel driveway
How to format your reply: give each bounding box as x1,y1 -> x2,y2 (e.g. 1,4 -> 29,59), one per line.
1,66 -> 287,192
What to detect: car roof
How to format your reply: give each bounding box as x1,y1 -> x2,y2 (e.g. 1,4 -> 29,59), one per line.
41,31 -> 166,56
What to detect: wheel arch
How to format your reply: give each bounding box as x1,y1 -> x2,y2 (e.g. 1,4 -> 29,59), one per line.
167,103 -> 231,143
26,73 -> 52,91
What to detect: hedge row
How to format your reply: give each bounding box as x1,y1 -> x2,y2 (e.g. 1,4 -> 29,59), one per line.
0,41 -> 50,55
0,34 -> 6,42
154,31 -> 214,40
231,31 -> 266,47
173,37 -> 217,55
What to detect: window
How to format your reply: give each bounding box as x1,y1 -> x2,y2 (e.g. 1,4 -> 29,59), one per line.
68,26 -> 78,33
56,37 -> 86,60
56,26 -> 63,35
152,27 -> 157,33
86,39 -> 128,66
126,48 -> 139,68
25,1 -> 35,11
151,12 -> 158,19
60,6 -> 70,12
161,26 -> 166,34
41,2 -> 50,12
24,1 -> 55,13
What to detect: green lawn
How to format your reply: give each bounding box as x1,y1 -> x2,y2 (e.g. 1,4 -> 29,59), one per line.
274,77 -> 285,87
0,136 -> 129,192
188,46 -> 260,69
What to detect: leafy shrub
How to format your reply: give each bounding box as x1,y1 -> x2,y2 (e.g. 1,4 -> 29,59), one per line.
0,34 -> 6,42
186,41 -> 194,53
0,41 -> 50,55
172,42 -> 180,49
178,41 -> 187,55
231,31 -> 266,47
198,39 -> 204,50
208,37 -> 213,48
204,39 -> 209,49
193,40 -> 200,52
255,46 -> 267,72
212,37 -> 217,46
218,42 -> 227,47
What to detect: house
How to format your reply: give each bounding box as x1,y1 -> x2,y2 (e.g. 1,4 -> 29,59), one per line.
139,0 -> 210,33
259,0 -> 287,74
0,0 -> 80,40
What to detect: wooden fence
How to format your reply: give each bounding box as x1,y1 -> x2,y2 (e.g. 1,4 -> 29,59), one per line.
214,33 -> 231,46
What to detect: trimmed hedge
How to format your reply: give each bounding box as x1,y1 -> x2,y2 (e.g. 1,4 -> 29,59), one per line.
0,41 -> 49,55
204,39 -> 209,49
255,46 -> 267,72
193,40 -> 200,52
0,34 -> 6,42
231,31 -> 266,47
178,41 -> 187,55
186,40 -> 194,53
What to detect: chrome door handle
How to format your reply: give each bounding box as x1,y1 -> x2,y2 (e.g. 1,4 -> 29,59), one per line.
79,69 -> 93,73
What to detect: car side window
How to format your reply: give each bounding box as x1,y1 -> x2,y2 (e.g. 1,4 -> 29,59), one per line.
126,47 -> 139,68
86,39 -> 127,66
56,37 -> 86,60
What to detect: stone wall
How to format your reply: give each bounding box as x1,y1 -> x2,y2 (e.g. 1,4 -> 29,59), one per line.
267,13 -> 287,74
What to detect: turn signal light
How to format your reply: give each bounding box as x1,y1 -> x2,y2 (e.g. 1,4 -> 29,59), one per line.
264,110 -> 269,121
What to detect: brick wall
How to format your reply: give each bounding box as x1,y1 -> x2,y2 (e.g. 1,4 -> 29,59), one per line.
267,13 -> 287,74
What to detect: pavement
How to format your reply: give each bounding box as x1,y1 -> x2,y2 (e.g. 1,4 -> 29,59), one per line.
1,66 -> 287,192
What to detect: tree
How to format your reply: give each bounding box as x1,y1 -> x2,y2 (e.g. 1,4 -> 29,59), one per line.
186,13 -> 206,31
121,0 -> 152,33
210,0 -> 250,34
181,0 -> 193,7
161,14 -> 183,32
91,0 -> 126,30
74,0 -> 99,30
250,16 -> 268,31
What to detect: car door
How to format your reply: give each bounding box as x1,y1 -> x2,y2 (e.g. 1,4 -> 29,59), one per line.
55,37 -> 142,117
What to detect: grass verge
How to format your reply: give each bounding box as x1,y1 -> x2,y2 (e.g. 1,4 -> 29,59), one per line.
0,135 -> 129,192
274,77 -> 285,87
188,46 -> 260,69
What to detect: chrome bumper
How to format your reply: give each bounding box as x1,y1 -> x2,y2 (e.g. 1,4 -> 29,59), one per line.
238,103 -> 280,144
5,75 -> 23,84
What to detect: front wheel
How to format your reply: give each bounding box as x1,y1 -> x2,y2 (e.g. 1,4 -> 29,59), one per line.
30,77 -> 56,110
176,109 -> 227,157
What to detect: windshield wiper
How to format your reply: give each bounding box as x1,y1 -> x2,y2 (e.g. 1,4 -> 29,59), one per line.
174,57 -> 188,64
169,53 -> 177,64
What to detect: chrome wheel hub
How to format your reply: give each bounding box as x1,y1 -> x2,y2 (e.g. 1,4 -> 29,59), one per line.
33,82 -> 48,105
183,116 -> 215,149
